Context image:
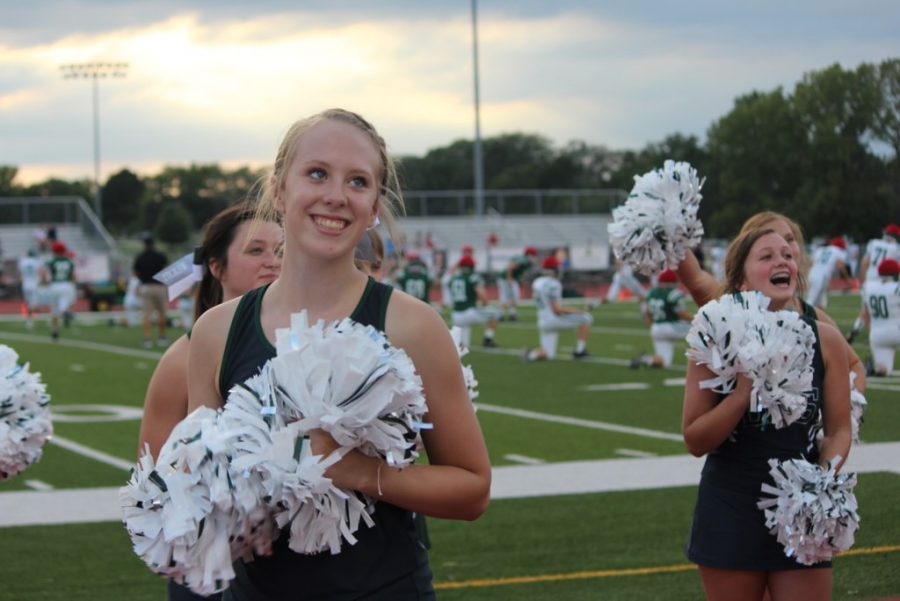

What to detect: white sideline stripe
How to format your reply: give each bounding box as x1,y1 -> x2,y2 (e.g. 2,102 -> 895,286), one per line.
498,322 -> 649,337
664,378 -> 687,387
0,331 -> 163,360
867,383 -> 900,392
615,449 -> 657,458
480,347 -> 633,367
491,441 -> 900,500
24,480 -> 54,491
504,454 -> 546,465
50,436 -> 134,472
5,442 -> 898,527
582,383 -> 649,392
476,402 -> 684,442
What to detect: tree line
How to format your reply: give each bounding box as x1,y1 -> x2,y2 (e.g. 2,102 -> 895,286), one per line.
1,58 -> 897,244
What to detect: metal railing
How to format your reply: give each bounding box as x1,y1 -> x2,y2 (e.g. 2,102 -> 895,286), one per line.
0,196 -> 117,254
401,188 -> 627,217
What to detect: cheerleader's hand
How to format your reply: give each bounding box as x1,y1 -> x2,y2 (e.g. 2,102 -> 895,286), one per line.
308,429 -> 372,493
308,428 -> 340,458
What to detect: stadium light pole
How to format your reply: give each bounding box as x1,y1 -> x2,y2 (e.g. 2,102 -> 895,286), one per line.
471,0 -> 485,218
59,62 -> 129,224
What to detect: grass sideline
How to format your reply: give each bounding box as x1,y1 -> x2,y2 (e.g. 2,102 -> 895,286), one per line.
0,293 -> 898,600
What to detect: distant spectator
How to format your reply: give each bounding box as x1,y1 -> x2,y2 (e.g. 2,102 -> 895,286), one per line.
133,234 -> 170,349
46,242 -> 77,340
17,249 -> 43,329
33,226 -> 48,252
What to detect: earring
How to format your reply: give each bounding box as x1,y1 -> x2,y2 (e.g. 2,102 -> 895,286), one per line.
367,216 -> 381,231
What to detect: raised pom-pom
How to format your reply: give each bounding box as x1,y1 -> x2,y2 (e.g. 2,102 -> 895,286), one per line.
0,344 -> 53,481
607,160 -> 704,276
757,456 -> 859,565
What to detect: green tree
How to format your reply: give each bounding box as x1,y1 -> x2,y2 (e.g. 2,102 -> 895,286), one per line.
791,63 -> 887,240
0,165 -> 19,196
154,201 -> 193,246
704,89 -> 806,236
21,177 -> 92,199
140,163 -> 262,234
102,169 -> 144,234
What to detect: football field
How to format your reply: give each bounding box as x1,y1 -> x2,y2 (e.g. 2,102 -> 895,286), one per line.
0,293 -> 898,600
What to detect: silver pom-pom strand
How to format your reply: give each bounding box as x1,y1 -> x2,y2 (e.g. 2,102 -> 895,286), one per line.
0,344 -> 53,482
849,372 -> 866,443
607,160 -> 705,276
449,326 -> 479,403
757,455 -> 860,565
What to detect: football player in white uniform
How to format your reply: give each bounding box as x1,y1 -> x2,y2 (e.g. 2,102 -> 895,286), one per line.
805,237 -> 851,310
861,258 -> 900,376
526,256 -> 593,361
847,224 -> 900,343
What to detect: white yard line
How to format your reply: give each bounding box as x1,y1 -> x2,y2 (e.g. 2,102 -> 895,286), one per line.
50,436 -> 134,472
0,331 -> 162,360
476,402 -> 684,442
5,441 -> 898,527
615,449 -> 657,458
24,480 -> 54,491
582,383 -> 650,392
504,454 -> 546,465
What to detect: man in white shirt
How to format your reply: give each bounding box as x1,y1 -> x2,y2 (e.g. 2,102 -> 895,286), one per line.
17,249 -> 43,329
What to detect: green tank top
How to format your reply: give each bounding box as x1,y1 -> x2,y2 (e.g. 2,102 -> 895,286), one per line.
219,278 -> 391,395
217,278 -> 431,600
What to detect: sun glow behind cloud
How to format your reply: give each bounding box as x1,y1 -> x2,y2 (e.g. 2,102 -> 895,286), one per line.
7,11 -> 481,183
2,4 -> 897,185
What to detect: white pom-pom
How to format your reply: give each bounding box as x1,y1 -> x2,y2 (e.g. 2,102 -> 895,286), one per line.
0,344 -> 53,481
270,313 -> 428,468
120,407 -> 273,595
758,456 -> 860,565
226,312 -> 429,556
849,372 -> 866,443
449,326 -> 479,403
607,160 -> 704,276
686,292 -> 815,428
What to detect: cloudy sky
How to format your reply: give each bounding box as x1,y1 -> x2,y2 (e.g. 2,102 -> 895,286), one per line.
2,1 -> 897,185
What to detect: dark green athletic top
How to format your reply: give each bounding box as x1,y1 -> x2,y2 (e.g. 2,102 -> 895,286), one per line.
219,279 -> 391,396
799,298 -> 819,321
218,278 -> 433,601
700,315 -> 826,494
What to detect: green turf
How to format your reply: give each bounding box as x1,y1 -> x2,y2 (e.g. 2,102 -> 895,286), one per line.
0,293 -> 897,600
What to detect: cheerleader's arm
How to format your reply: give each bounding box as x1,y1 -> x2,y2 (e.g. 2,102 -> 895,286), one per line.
677,249 -> 719,307
682,362 -> 751,457
815,306 -> 867,392
817,322 -> 852,472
